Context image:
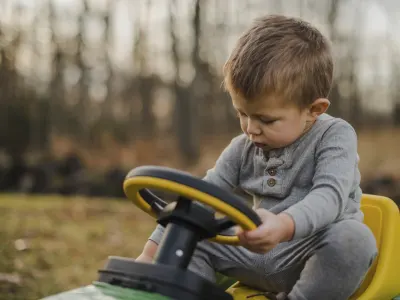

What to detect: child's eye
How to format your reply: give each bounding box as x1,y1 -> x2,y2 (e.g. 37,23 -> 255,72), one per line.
260,119 -> 277,125
236,111 -> 247,118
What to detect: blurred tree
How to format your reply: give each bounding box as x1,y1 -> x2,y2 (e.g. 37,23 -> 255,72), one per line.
391,56 -> 400,126
75,0 -> 90,143
170,0 -> 200,163
131,0 -> 157,138
49,0 -> 66,138
0,24 -> 30,159
325,0 -> 342,118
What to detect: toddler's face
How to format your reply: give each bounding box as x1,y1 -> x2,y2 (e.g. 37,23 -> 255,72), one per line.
231,93 -> 313,150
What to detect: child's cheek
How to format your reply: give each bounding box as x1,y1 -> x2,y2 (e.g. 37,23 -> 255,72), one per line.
240,119 -> 248,133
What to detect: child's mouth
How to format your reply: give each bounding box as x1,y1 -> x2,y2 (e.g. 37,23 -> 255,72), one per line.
254,142 -> 267,148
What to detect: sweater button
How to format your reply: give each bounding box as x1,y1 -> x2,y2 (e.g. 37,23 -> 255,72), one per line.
268,168 -> 277,176
267,178 -> 276,187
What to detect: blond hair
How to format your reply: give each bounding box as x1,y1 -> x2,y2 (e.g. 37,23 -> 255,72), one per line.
223,15 -> 333,108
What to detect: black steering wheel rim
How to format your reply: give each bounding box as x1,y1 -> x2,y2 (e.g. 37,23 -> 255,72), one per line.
124,166 -> 262,245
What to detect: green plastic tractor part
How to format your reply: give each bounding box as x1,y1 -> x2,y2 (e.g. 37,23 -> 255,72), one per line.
42,282 -> 171,300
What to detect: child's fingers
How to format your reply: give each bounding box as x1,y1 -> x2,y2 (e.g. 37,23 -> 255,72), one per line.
245,237 -> 273,247
234,225 -> 243,235
238,232 -> 276,253
237,230 -> 246,242
237,231 -> 251,247
244,225 -> 270,240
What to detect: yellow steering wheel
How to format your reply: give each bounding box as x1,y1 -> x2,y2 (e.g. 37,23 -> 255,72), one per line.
123,166 -> 262,245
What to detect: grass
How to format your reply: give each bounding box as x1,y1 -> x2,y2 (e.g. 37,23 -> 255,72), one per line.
357,127 -> 400,177
0,194 -> 156,300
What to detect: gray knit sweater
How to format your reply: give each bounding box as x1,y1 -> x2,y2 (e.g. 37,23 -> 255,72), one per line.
149,113 -> 363,243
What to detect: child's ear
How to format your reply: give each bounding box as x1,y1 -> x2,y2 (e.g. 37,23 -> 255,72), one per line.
308,98 -> 330,119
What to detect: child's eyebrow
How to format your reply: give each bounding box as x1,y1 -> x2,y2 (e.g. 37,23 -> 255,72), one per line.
232,106 -> 280,120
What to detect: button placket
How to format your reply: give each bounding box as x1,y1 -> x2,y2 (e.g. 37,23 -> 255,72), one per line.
263,154 -> 284,195
268,168 -> 277,176
264,168 -> 278,188
267,178 -> 276,187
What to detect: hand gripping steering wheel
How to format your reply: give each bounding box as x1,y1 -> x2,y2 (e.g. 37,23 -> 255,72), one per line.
123,166 -> 261,245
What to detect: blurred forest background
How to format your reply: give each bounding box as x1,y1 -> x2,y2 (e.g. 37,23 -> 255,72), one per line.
0,0 -> 400,200
0,0 -> 400,299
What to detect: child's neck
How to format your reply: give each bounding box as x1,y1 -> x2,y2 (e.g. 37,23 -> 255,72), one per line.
303,119 -> 316,135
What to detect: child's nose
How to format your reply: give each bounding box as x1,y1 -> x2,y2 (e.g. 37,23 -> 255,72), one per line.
247,119 -> 261,135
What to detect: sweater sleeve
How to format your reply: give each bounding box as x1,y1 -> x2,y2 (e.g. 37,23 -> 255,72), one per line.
148,134 -> 246,245
283,120 -> 359,240
202,134 -> 246,189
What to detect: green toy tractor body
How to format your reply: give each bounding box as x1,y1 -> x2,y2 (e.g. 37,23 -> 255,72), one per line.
42,282 -> 170,300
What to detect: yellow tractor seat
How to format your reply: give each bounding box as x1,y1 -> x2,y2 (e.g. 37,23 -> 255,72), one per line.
227,194 -> 400,300
350,194 -> 400,300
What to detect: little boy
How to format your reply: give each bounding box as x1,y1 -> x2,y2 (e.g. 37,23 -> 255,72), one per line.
136,15 -> 377,300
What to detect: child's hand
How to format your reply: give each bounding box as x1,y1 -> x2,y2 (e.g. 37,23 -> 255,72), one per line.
237,209 -> 295,254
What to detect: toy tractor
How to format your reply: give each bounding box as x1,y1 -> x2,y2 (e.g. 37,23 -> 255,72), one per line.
42,166 -> 400,300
